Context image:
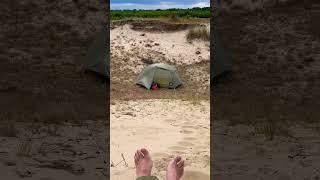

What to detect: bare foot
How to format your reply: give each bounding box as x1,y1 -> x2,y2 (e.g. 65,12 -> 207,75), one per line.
166,156 -> 184,180
134,148 -> 153,177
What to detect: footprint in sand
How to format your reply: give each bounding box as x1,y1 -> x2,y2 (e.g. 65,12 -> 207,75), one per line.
182,170 -> 210,180
170,150 -> 188,155
153,152 -> 169,158
178,141 -> 194,147
180,129 -> 194,135
196,145 -> 209,150
164,119 -> 175,123
182,125 -> 195,129
168,146 -> 187,151
183,137 -> 196,141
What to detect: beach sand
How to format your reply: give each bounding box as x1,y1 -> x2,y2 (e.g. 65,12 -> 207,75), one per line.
110,19 -> 210,180
110,99 -> 210,180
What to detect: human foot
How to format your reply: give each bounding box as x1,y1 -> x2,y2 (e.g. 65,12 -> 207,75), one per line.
134,148 -> 153,177
166,156 -> 184,180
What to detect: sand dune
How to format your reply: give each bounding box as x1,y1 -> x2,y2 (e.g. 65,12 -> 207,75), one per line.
110,100 -> 210,180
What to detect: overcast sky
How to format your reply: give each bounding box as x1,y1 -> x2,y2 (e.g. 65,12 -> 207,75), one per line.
111,0 -> 210,10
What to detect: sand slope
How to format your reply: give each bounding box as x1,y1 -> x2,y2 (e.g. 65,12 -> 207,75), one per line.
110,22 -> 210,100
0,121 -> 107,180
213,121 -> 320,179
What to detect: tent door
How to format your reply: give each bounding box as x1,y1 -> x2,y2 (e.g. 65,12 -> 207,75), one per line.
153,69 -> 172,88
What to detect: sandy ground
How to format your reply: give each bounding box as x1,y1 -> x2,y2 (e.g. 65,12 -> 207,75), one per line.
212,1 -> 320,179
0,1 -> 108,179
110,20 -> 210,100
110,20 -> 210,179
0,121 -> 107,180
111,24 -> 209,72
213,121 -> 320,180
110,100 -> 210,180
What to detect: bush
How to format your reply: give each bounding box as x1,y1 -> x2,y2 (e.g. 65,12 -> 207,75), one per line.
186,26 -> 210,41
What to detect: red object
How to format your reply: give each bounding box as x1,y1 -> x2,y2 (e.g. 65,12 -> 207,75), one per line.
151,83 -> 158,90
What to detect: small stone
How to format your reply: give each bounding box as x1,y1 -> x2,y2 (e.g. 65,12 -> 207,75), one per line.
5,161 -> 16,166
71,164 -> 85,174
17,169 -> 33,178
124,112 -> 135,117
145,44 -> 152,48
195,51 -> 201,55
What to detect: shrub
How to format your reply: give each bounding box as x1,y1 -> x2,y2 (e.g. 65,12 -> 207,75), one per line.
186,26 -> 210,41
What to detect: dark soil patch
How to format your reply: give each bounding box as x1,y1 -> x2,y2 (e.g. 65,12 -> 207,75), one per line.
130,20 -> 196,32
112,19 -> 200,32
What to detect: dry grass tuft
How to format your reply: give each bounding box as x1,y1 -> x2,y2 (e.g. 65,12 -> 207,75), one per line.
186,26 -> 210,42
251,119 -> 292,141
253,121 -> 276,141
17,138 -> 32,157
169,13 -> 180,22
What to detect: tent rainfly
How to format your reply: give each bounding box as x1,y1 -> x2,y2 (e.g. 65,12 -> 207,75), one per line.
211,28 -> 232,80
82,26 -> 109,78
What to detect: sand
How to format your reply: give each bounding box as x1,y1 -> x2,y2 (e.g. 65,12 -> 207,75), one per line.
213,121 -> 320,180
110,21 -> 209,74
111,24 -> 209,72
212,1 -> 320,179
110,20 -> 210,100
0,1 -> 108,179
110,99 -> 210,180
0,121 -> 107,180
110,20 -> 210,179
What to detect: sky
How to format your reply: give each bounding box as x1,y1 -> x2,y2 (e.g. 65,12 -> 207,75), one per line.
111,0 -> 210,10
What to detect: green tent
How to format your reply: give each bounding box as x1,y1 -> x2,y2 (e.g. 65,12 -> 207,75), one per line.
136,63 -> 182,89
212,29 -> 232,79
82,26 -> 109,78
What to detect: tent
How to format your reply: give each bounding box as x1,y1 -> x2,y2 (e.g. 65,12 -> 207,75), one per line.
136,63 -> 182,89
82,26 -> 109,78
211,28 -> 232,79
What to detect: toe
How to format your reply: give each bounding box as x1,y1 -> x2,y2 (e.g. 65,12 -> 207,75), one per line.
134,152 -> 139,165
136,150 -> 143,159
175,156 -> 182,164
141,148 -> 149,156
138,149 -> 145,158
177,160 -> 184,168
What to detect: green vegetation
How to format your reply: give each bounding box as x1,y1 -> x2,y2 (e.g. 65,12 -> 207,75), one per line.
111,7 -> 210,20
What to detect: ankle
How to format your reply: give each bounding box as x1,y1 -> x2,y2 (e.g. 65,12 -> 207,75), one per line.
137,169 -> 151,177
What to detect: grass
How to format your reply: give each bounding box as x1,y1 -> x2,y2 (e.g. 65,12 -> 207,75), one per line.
168,13 -> 180,22
17,138 -> 32,157
186,26 -> 210,42
111,7 -> 210,20
253,120 -> 276,141
251,120 -> 293,141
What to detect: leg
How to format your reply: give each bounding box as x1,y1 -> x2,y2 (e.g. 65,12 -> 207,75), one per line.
136,176 -> 159,180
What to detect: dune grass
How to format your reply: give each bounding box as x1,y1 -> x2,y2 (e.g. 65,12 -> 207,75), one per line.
186,26 -> 210,41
